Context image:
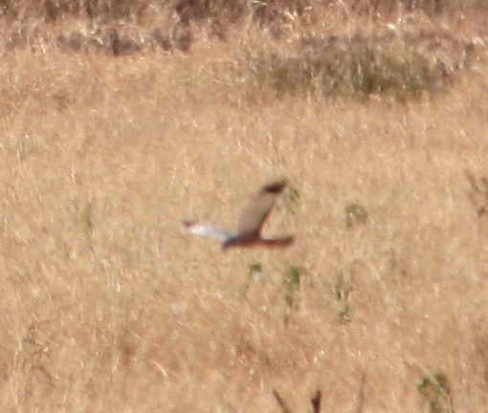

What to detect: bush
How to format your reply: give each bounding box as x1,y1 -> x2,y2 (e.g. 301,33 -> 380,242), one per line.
244,30 -> 476,98
0,0 -> 156,22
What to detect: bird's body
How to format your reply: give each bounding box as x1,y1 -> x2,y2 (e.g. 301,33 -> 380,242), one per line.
183,180 -> 294,250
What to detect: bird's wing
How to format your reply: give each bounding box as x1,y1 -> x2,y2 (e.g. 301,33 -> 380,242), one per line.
259,236 -> 294,247
236,179 -> 288,237
183,221 -> 233,242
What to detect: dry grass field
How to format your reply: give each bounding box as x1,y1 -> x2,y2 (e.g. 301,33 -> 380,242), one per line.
0,2 -> 487,411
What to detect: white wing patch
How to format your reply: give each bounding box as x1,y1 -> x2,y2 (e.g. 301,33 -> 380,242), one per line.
183,221 -> 233,242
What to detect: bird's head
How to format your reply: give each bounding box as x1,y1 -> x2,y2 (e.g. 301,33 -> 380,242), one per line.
262,179 -> 288,194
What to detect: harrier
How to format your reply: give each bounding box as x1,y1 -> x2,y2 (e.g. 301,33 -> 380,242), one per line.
183,180 -> 294,250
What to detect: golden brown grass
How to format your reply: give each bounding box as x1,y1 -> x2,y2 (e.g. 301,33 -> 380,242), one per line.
0,7 -> 487,412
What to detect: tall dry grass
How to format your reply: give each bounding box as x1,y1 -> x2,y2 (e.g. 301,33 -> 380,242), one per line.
0,3 -> 487,412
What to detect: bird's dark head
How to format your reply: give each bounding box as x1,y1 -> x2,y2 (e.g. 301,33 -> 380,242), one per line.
222,235 -> 249,250
222,238 -> 235,251
262,179 -> 288,194
182,220 -> 195,228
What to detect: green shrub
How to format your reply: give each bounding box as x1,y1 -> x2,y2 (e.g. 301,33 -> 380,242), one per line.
417,372 -> 454,413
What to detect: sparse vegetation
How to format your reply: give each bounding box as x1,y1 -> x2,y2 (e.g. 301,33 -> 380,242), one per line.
283,184 -> 300,212
283,265 -> 302,314
248,261 -> 263,281
466,170 -> 488,221
244,39 -> 453,98
418,372 -> 454,413
345,202 -> 368,228
333,271 -> 354,323
0,1 -> 487,411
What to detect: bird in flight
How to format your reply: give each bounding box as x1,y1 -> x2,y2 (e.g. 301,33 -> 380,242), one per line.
183,179 -> 294,250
